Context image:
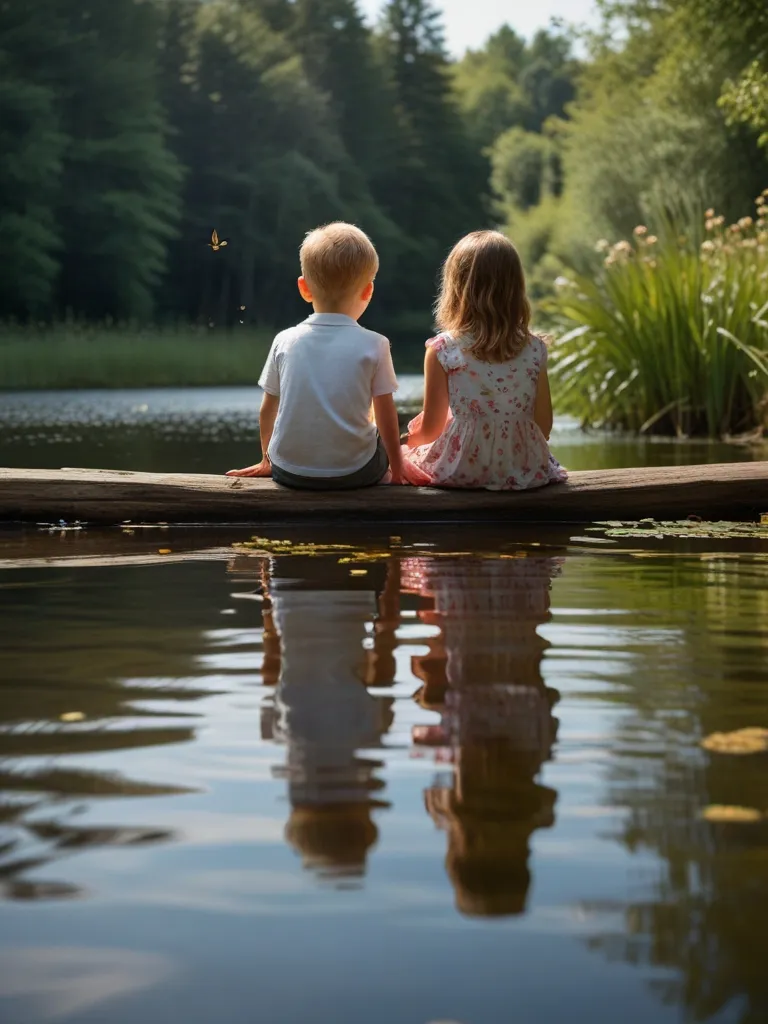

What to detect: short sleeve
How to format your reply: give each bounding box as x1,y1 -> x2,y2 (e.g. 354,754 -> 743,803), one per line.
258,337 -> 281,396
534,335 -> 548,368
372,337 -> 398,396
427,334 -> 467,373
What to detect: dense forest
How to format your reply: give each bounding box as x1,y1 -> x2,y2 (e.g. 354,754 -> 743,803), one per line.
1,0 -> 766,338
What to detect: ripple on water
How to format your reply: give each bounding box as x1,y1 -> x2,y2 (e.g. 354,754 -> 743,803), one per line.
1,534 -> 768,1023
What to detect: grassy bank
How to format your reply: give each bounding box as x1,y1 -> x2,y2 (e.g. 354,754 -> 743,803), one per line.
0,322 -> 426,390
0,324 -> 274,390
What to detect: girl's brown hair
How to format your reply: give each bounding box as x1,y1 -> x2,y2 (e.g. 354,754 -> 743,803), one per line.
435,230 -> 531,362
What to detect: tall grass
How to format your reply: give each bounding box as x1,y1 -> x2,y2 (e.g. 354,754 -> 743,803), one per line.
0,323 -> 273,390
545,192 -> 768,438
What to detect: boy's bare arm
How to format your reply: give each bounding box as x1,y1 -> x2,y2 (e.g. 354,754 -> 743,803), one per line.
226,392 -> 280,477
373,393 -> 404,484
259,392 -> 279,455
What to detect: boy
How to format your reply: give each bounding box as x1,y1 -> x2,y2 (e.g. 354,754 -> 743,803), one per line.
227,222 -> 404,487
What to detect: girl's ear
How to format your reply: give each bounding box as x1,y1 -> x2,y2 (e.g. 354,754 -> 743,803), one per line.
297,276 -> 313,303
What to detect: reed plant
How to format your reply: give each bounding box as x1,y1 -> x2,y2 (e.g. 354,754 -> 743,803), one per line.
0,323 -> 273,390
545,192 -> 768,438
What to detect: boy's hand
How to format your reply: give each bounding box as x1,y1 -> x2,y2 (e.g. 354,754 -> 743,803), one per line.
226,459 -> 272,478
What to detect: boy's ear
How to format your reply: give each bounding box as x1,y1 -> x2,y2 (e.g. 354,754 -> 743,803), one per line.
361,280 -> 374,302
297,276 -> 313,303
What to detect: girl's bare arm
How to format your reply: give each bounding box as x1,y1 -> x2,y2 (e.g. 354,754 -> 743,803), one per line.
407,346 -> 449,447
534,368 -> 554,440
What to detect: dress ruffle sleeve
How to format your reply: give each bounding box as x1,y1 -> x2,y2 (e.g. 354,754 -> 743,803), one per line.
427,334 -> 467,374
535,336 -> 548,367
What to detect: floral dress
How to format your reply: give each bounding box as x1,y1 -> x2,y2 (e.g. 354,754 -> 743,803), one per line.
402,332 -> 567,491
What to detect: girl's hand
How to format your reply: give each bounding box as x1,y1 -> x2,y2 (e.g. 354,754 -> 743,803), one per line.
226,459 -> 272,478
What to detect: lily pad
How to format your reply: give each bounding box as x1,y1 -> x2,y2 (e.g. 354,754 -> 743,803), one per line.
701,727 -> 768,755
589,518 -> 768,541
231,537 -> 560,562
701,805 -> 763,823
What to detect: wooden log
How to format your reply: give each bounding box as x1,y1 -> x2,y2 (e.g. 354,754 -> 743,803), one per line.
0,462 -> 765,525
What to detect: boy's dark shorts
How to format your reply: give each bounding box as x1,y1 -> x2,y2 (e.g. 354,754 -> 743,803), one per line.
270,438 -> 389,491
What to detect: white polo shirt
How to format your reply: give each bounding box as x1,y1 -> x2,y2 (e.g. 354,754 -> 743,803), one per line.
259,313 -> 398,478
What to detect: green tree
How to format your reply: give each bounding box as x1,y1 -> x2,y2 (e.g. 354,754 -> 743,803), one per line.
491,126 -> 560,211
679,0 -> 768,148
0,0 -> 180,322
53,0 -> 182,320
569,1 -> 768,230
289,0 -> 396,179
0,2 -> 65,316
453,26 -> 532,149
285,0 -> 411,321
520,30 -> 578,131
453,26 -> 578,149
158,0 -> 381,326
377,0 -> 488,311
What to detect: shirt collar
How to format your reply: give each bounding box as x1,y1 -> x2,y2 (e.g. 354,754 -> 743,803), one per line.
304,312 -> 358,327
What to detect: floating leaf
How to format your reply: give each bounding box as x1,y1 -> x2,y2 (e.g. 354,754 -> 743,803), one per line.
350,569 -> 368,576
231,537 -> 560,565
60,712 -> 85,723
590,518 -> 768,541
701,805 -> 763,823
158,549 -> 172,555
701,727 -> 768,754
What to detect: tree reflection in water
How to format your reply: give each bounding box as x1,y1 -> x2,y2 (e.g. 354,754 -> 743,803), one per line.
404,554 -> 563,917
0,567 -> 217,901
257,555 -> 398,885
566,555 -> 768,1024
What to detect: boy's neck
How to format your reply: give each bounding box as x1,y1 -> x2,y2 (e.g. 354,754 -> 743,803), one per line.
311,302 -> 359,321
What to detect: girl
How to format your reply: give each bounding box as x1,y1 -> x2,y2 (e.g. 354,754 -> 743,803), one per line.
402,231 -> 567,490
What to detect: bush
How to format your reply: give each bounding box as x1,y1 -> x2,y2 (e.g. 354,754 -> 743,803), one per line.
545,193 -> 768,438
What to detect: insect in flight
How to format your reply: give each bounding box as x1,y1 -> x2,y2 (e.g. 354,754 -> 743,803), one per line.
208,229 -> 228,252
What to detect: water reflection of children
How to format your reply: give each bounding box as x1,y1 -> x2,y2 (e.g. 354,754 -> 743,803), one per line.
404,554 -> 563,918
259,556 -> 399,883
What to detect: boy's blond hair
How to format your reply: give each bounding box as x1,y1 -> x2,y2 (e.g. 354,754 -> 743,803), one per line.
300,222 -> 379,304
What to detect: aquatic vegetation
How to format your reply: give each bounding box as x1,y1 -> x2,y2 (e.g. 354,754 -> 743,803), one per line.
589,519 -> 768,541
701,728 -> 768,755
231,537 -> 554,563
700,805 -> 763,823
547,194 -> 768,438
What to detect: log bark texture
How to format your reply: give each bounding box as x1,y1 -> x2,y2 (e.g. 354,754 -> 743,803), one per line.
0,462 -> 764,525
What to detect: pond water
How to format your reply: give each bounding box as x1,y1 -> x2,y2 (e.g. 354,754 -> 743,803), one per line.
1,388 -> 768,1024
1,382 -> 765,473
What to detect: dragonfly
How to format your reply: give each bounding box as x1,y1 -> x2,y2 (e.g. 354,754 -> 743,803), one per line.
208,229 -> 228,252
